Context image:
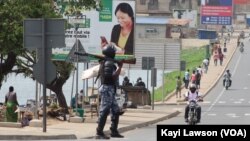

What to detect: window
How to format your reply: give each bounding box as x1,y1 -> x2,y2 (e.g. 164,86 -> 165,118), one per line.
146,28 -> 158,33
140,0 -> 146,5
148,0 -> 159,10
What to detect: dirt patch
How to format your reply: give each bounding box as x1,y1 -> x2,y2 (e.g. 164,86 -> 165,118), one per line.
182,39 -> 210,49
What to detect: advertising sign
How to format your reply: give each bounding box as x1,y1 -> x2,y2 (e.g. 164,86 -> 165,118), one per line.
52,0 -> 135,61
201,0 -> 233,25
234,0 -> 249,4
173,9 -> 198,28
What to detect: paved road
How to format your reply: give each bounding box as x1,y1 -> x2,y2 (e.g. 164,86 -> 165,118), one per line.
77,38 -> 250,141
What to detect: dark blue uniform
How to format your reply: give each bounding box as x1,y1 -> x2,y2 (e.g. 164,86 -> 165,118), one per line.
96,53 -> 124,139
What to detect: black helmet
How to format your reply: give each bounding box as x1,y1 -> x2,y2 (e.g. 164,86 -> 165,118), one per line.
102,44 -> 116,58
189,84 -> 197,93
226,69 -> 230,73
124,76 -> 129,81
137,77 -> 142,82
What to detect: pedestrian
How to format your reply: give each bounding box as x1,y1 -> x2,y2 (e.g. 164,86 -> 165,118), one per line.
4,86 -> 19,122
122,76 -> 132,103
190,70 -> 196,85
202,58 -> 209,73
217,45 -> 222,55
195,70 -> 201,89
219,53 -> 224,66
213,52 -> 218,66
134,77 -> 146,88
237,36 -> 240,47
196,66 -> 203,77
227,33 -> 230,42
183,69 -> 190,89
96,44 -> 124,139
175,76 -> 182,98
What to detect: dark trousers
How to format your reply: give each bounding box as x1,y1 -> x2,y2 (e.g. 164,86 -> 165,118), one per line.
184,80 -> 189,89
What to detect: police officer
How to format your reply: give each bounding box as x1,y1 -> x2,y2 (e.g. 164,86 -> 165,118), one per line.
96,44 -> 124,139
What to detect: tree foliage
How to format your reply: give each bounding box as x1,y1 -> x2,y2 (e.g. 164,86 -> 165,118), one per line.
0,0 -> 98,111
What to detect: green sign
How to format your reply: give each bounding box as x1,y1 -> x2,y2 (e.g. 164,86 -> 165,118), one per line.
99,0 -> 112,22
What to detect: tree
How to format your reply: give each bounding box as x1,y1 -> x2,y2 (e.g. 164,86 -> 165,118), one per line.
0,0 -> 98,112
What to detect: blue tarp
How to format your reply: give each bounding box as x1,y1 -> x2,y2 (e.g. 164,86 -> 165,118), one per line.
198,29 -> 217,39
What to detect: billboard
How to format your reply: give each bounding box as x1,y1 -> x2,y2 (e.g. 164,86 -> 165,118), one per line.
52,0 -> 135,61
201,0 -> 233,25
173,9 -> 198,28
234,0 -> 249,4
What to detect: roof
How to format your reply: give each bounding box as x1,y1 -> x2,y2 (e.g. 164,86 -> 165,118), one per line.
136,16 -> 168,25
136,16 -> 191,26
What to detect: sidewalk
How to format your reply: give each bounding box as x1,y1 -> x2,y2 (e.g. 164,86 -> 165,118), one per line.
0,108 -> 180,140
0,38 -> 238,140
163,38 -> 237,105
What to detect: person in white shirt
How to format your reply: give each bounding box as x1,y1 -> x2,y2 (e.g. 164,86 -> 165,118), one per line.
184,84 -> 202,123
202,58 -> 209,73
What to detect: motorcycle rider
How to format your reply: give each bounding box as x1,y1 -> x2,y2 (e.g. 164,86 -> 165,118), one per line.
239,42 -> 244,52
223,69 -> 232,87
96,44 -> 124,139
184,84 -> 202,123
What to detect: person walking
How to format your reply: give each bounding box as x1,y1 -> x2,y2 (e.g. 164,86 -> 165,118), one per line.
202,58 -> 209,74
96,44 -> 124,139
183,69 -> 190,89
4,86 -> 19,122
213,52 -> 218,66
219,53 -> 224,66
175,76 -> 182,98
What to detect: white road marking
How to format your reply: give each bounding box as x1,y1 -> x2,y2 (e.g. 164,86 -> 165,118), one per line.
218,101 -> 226,104
234,101 -> 242,104
207,113 -> 216,116
226,113 -> 240,118
244,113 -> 250,116
239,99 -> 245,101
202,101 -> 211,104
243,87 -> 248,90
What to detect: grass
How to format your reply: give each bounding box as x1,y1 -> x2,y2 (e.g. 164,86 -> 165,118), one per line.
154,46 -> 207,101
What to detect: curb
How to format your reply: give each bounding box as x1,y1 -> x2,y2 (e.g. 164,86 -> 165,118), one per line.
82,110 -> 181,139
202,40 -> 238,97
161,39 -> 238,105
0,134 -> 77,140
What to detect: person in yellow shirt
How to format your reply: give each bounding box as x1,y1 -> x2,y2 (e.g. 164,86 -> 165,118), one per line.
110,2 -> 134,55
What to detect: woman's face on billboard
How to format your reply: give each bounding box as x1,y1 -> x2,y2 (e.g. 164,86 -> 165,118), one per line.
116,10 -> 133,28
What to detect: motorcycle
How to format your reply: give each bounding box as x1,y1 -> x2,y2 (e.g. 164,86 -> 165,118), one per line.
239,42 -> 244,53
239,46 -> 244,53
224,77 -> 230,90
188,100 -> 199,125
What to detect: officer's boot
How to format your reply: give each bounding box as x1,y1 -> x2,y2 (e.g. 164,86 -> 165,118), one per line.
96,115 -> 109,139
110,115 -> 124,138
